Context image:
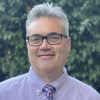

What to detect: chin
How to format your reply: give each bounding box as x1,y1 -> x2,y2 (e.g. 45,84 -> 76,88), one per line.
40,65 -> 55,72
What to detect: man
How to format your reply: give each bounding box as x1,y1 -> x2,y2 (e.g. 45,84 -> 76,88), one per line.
0,3 -> 100,100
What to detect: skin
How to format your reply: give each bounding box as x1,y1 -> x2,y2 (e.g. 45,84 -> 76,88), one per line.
26,17 -> 71,83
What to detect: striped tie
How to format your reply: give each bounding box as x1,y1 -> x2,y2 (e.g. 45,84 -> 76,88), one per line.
43,84 -> 56,100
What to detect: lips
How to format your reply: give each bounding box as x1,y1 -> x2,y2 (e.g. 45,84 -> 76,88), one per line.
38,54 -> 55,57
37,50 -> 55,59
37,53 -> 55,59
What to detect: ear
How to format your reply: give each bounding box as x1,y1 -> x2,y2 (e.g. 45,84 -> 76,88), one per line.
26,40 -> 29,49
26,40 -> 28,44
67,37 -> 71,53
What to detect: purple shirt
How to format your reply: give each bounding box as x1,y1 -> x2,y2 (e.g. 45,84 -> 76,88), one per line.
0,66 -> 100,100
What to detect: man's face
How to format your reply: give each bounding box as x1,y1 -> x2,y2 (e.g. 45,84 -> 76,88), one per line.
26,17 -> 71,76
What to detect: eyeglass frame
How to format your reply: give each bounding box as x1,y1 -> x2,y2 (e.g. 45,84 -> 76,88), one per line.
26,32 -> 68,46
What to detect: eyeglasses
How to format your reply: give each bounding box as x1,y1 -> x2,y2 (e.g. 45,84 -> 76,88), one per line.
26,32 -> 68,46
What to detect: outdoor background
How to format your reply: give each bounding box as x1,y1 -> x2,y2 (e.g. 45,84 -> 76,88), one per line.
0,0 -> 100,93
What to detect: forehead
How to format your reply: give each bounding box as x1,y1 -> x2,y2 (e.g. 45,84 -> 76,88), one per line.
28,17 -> 64,36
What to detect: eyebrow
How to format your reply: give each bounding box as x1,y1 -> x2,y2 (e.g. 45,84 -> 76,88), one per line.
31,34 -> 42,37
31,32 -> 59,37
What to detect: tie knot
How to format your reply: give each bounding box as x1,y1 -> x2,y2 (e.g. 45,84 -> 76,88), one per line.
43,84 -> 56,94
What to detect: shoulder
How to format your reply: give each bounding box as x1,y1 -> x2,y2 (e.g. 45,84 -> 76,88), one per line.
0,73 -> 30,100
68,76 -> 100,99
0,73 -> 28,90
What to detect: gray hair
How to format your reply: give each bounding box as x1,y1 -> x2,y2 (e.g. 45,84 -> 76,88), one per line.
26,3 -> 69,37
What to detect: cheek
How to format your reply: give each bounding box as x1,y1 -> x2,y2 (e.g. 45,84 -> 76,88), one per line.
28,47 -> 39,66
56,45 -> 68,62
58,44 -> 68,55
28,46 -> 38,59
61,49 -> 68,59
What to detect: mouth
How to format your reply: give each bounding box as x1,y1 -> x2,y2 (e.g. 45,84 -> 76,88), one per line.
38,54 -> 55,59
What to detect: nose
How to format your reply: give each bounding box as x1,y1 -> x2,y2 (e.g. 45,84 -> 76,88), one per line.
39,39 -> 51,51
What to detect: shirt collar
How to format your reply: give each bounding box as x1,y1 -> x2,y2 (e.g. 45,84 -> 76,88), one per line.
27,66 -> 69,96
27,67 -> 46,95
50,67 -> 69,96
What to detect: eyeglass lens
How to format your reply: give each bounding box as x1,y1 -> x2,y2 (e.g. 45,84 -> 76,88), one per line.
29,34 -> 62,46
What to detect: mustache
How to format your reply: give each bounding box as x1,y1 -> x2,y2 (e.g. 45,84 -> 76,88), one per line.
37,50 -> 56,57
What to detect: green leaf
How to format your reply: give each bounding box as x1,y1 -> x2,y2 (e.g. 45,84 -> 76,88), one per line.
0,2 -> 5,12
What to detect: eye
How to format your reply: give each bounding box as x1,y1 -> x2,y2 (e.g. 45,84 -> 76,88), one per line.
31,36 -> 41,43
32,38 -> 40,41
49,35 -> 60,41
52,36 -> 58,39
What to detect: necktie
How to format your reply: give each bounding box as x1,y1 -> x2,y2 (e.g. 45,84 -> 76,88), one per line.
43,84 -> 56,100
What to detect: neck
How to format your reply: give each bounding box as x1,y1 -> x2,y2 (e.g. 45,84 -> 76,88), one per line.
32,67 -> 63,83
40,71 -> 63,84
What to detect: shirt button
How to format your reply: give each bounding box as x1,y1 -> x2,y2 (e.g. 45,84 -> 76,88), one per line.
37,90 -> 40,92
58,91 -> 61,94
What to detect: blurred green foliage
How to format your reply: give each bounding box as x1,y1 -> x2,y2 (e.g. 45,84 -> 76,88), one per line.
0,0 -> 100,93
